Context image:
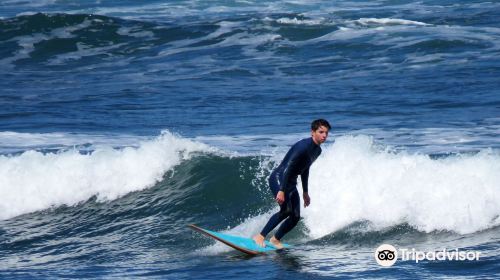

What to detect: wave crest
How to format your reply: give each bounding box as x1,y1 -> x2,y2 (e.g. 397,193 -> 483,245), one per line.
0,131 -> 211,220
303,135 -> 500,237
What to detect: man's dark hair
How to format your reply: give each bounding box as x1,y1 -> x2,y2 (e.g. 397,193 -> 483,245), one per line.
311,119 -> 331,131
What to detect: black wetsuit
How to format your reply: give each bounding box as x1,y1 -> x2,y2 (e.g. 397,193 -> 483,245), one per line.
260,137 -> 322,240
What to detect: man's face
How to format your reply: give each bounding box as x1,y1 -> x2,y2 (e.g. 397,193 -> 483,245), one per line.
311,126 -> 329,145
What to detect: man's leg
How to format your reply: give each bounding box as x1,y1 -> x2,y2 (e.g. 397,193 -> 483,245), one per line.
253,173 -> 287,247
260,210 -> 287,237
272,190 -> 300,247
253,202 -> 288,247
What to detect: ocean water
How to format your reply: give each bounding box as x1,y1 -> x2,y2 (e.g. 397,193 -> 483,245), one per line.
1,0 -> 500,279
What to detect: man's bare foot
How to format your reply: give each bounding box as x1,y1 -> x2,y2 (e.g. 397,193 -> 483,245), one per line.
253,234 -> 266,248
270,236 -> 284,249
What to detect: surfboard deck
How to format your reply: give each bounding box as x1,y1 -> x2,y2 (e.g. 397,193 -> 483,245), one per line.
189,224 -> 291,255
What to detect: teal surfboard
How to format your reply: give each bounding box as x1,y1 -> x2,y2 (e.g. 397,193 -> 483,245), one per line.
189,224 -> 291,255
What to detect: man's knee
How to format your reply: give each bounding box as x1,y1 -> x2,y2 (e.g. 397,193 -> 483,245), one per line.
280,208 -> 299,223
291,210 -> 300,224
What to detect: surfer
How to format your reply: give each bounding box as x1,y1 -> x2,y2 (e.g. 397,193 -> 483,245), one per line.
253,119 -> 330,248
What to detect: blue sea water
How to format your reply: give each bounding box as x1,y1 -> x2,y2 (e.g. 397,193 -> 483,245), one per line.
1,0 -> 500,279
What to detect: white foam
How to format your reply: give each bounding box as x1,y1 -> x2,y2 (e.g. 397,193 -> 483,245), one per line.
302,135 -> 500,237
0,131 -> 148,153
0,131 -> 212,220
310,26 -> 377,42
355,18 -> 429,26
276,17 -> 325,26
116,26 -> 155,39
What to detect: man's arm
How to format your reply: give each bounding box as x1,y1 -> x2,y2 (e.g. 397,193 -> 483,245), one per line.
301,168 -> 311,207
276,156 -> 298,205
276,143 -> 305,204
278,148 -> 302,191
300,168 -> 309,193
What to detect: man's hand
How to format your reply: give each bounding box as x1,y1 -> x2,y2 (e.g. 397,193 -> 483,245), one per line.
276,191 -> 285,205
303,192 -> 310,207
